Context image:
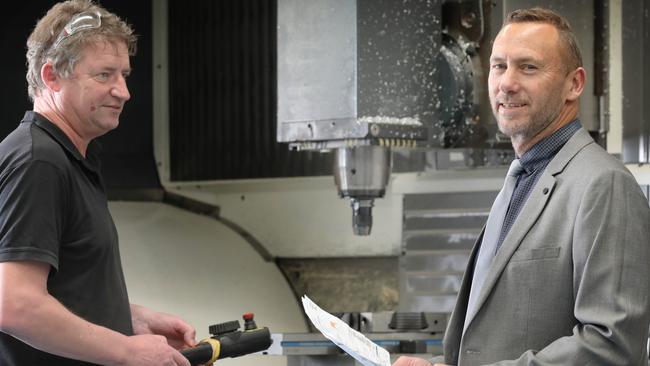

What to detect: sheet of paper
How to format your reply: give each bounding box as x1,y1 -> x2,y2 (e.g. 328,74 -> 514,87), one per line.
301,295 -> 391,366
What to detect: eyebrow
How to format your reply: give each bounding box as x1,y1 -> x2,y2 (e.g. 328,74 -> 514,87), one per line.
489,56 -> 541,64
95,66 -> 132,74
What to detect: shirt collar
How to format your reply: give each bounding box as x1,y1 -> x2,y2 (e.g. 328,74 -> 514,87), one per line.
519,119 -> 581,173
22,111 -> 102,173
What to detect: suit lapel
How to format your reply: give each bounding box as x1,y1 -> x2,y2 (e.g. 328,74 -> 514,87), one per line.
462,128 -> 595,334
450,228 -> 483,342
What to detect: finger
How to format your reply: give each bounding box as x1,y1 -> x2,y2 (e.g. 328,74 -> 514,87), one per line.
168,339 -> 187,350
183,328 -> 197,347
172,319 -> 197,347
174,349 -> 191,366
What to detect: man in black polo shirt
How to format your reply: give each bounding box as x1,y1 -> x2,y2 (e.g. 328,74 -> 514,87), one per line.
0,1 -> 194,365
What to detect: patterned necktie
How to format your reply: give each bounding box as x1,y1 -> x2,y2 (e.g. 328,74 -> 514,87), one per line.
464,159 -> 524,331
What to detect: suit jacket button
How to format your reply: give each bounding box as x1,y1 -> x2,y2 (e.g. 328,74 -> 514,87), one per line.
543,187 -> 549,194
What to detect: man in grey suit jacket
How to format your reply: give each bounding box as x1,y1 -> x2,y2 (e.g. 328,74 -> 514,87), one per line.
393,7 -> 650,366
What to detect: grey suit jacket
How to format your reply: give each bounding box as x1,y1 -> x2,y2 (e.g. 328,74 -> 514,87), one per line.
441,128 -> 650,365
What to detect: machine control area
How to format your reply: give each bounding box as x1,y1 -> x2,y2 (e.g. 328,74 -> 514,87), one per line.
266,311 -> 447,364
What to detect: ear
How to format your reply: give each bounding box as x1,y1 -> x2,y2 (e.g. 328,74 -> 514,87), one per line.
565,67 -> 586,102
40,62 -> 62,92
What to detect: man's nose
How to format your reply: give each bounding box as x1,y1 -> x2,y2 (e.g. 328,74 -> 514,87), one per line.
111,75 -> 131,101
498,67 -> 520,94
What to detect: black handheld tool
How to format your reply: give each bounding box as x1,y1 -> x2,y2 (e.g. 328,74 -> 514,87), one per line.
180,313 -> 272,365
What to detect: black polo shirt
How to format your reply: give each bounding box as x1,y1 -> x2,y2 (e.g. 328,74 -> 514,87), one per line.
0,111 -> 133,365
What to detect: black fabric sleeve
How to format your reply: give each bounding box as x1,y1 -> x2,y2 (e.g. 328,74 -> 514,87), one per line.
0,160 -> 67,270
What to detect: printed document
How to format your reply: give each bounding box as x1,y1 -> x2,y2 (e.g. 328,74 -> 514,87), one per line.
301,295 -> 391,366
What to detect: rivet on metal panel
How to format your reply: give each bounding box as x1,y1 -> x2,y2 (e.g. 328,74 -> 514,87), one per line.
370,124 -> 381,136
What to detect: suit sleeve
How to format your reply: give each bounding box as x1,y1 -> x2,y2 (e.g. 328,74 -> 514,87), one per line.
488,169 -> 650,366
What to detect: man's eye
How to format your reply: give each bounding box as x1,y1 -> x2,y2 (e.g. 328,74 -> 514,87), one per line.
96,72 -> 110,81
522,64 -> 538,71
491,64 -> 506,70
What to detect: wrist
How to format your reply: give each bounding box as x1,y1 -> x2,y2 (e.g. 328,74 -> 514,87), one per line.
130,303 -> 154,335
102,333 -> 132,366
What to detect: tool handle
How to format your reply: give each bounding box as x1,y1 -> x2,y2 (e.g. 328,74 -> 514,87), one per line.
180,342 -> 214,365
219,327 -> 271,358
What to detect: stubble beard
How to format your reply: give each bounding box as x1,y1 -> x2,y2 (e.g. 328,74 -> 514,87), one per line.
494,94 -> 564,149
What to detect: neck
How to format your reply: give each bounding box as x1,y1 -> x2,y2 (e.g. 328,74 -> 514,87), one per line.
33,96 -> 90,157
511,103 -> 578,157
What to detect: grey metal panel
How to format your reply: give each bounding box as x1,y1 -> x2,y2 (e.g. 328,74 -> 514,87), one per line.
356,0 -> 441,124
403,191 -> 497,210
621,0 -> 649,163
277,0 -> 357,129
405,275 -> 462,294
404,213 -> 488,231
402,254 -> 470,273
400,190 -> 497,313
404,232 -> 479,251
404,295 -> 460,313
277,0 -> 444,145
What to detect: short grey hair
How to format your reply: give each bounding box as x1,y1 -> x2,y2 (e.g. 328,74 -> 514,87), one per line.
503,7 -> 583,73
26,0 -> 137,101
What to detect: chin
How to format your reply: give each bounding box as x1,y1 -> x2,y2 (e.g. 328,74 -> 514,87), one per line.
497,118 -> 529,136
496,121 -> 514,137
108,121 -> 120,131
99,119 -> 120,133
